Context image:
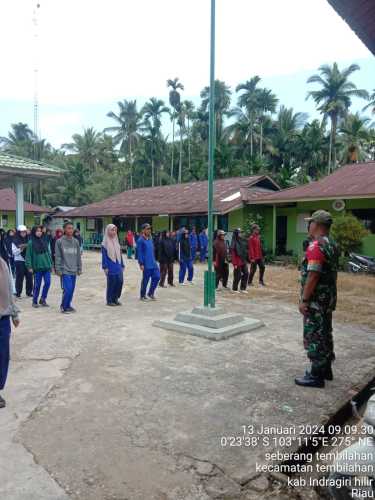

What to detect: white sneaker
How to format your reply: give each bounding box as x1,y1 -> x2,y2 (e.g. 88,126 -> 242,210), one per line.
240,290 -> 248,294
188,281 -> 194,285
231,289 -> 240,294
179,282 -> 186,286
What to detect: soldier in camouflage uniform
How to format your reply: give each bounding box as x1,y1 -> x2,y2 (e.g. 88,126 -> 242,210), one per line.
295,210 -> 339,388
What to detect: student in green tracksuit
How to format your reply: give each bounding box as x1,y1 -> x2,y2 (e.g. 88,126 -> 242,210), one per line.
26,226 -> 53,308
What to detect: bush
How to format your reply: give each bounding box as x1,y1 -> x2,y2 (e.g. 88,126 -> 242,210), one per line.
243,211 -> 265,237
331,214 -> 368,255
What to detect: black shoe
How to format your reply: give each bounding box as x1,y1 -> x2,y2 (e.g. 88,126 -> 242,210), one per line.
114,301 -> 122,306
159,284 -> 166,288
259,281 -> 266,286
107,303 -> 117,307
67,307 -> 76,313
0,395 -> 6,409
140,296 -> 148,301
324,364 -> 333,381
295,372 -> 325,388
32,302 -> 39,309
27,293 -> 33,298
39,299 -> 49,307
148,295 -> 156,300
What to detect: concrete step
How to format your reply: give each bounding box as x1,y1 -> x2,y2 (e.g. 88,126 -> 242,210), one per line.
154,317 -> 264,341
175,311 -> 244,329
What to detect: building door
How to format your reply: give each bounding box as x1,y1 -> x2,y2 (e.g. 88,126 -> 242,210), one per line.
276,215 -> 287,255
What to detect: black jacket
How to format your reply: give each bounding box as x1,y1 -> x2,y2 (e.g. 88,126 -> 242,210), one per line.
179,238 -> 192,261
158,238 -> 176,264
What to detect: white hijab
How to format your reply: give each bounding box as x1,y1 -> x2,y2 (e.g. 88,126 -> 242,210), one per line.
0,257 -> 19,318
102,224 -> 122,263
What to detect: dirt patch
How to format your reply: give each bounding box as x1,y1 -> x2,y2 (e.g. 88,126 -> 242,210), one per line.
250,265 -> 375,329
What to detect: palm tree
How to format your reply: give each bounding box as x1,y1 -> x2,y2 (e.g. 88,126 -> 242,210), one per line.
0,122 -> 36,157
182,100 -> 195,173
105,100 -> 142,189
200,80 -> 232,139
62,127 -> 102,172
257,88 -> 278,157
363,89 -> 375,114
339,113 -> 371,163
235,76 -> 261,158
141,98 -> 169,187
307,63 -> 369,173
167,78 -> 184,182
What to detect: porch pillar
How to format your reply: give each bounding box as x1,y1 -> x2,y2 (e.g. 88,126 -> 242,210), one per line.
272,204 -> 277,255
214,215 -> 218,230
170,216 -> 174,231
135,216 -> 139,232
15,177 -> 25,227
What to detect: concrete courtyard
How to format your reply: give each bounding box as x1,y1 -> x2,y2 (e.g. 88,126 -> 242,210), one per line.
1,252 -> 374,500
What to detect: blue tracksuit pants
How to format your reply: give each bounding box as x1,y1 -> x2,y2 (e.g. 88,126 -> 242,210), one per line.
140,267 -> 160,298
0,316 -> 11,390
61,274 -> 77,311
33,270 -> 51,304
107,272 -> 124,304
200,246 -> 207,262
179,259 -> 194,283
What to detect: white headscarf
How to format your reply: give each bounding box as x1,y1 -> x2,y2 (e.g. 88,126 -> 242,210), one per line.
102,224 -> 122,263
0,257 -> 19,318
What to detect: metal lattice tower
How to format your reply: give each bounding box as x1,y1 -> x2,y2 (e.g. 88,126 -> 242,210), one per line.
32,2 -> 41,145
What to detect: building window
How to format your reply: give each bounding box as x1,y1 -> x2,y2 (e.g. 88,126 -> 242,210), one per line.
0,214 -> 8,228
87,218 -> 96,230
113,217 -> 136,232
352,209 -> 375,234
86,218 -> 103,233
296,213 -> 310,233
34,215 -> 41,226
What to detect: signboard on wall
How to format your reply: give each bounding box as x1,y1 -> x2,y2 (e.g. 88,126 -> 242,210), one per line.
296,213 -> 310,233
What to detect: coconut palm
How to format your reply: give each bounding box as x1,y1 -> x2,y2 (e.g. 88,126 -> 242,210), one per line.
0,122 -> 36,157
62,127 -> 102,172
235,76 -> 261,158
105,100 -> 142,189
141,98 -> 169,187
339,113 -> 371,163
200,80 -> 232,140
257,88 -> 278,157
182,100 -> 195,173
307,63 -> 369,173
167,78 -> 184,182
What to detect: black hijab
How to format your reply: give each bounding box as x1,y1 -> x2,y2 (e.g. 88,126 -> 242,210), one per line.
31,226 -> 48,255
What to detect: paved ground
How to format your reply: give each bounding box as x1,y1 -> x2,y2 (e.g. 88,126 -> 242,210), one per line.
1,252 -> 374,500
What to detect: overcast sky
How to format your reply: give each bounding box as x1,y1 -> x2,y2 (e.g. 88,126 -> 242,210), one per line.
1,0 -> 373,146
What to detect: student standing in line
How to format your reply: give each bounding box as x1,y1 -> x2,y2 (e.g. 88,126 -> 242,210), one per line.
158,231 -> 175,287
230,229 -> 249,294
12,225 -> 33,299
248,224 -> 266,286
73,229 -> 84,254
51,228 -> 63,269
5,230 -> 15,276
213,230 -> 229,290
0,230 -> 9,265
55,222 -> 82,314
137,224 -> 160,301
0,256 -> 20,409
178,229 -> 194,285
125,230 -> 135,259
101,224 -> 124,306
199,228 -> 208,262
189,227 -> 198,261
26,226 -> 53,308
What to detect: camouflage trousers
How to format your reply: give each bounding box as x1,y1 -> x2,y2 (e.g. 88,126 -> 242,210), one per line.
303,308 -> 334,372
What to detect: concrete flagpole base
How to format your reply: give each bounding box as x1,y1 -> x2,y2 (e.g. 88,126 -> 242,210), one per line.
153,306 -> 264,341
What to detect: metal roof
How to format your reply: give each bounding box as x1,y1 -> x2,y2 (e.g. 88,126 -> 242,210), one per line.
250,162 -> 375,204
0,152 -> 61,185
62,176 -> 280,218
0,188 -> 48,213
327,0 -> 375,54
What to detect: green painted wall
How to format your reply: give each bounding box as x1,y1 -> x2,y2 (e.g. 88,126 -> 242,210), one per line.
228,208 -> 245,230
0,211 -> 43,230
152,216 -> 169,232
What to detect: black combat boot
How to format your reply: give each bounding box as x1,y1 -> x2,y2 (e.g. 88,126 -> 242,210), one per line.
295,368 -> 325,388
324,363 -> 333,381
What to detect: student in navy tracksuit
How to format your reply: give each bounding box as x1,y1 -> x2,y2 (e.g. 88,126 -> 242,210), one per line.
189,227 -> 198,261
199,228 -> 208,262
179,229 -> 194,285
137,224 -> 160,301
101,224 -> 125,306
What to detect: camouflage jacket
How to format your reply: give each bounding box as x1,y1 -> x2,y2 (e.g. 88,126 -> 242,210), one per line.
300,236 -> 339,312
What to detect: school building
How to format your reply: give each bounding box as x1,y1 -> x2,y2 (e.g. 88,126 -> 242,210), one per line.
0,188 -> 47,230
61,162 -> 375,257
